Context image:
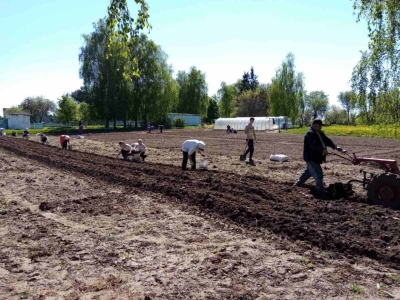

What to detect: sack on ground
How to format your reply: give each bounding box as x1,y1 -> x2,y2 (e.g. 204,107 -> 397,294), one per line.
199,159 -> 209,169
270,154 -> 289,162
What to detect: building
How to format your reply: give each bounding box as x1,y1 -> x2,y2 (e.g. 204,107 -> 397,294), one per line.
167,113 -> 201,126
213,116 -> 293,131
4,111 -> 31,129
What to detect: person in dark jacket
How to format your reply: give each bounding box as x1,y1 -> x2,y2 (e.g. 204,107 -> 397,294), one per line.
294,119 -> 344,195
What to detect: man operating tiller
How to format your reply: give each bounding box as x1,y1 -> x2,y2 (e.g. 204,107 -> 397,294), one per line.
294,119 -> 345,196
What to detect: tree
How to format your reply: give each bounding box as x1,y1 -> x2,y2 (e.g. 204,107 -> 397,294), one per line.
249,67 -> 259,91
238,67 -> 259,94
176,67 -> 208,117
217,82 -> 236,117
269,53 -> 304,122
325,105 -> 348,125
106,0 -> 150,79
78,102 -> 92,123
338,91 -> 356,125
236,85 -> 269,117
5,106 -> 23,114
306,91 -> 329,119
71,87 -> 86,103
206,98 -> 220,123
20,96 -> 56,122
57,94 -> 78,124
352,1 -> 400,101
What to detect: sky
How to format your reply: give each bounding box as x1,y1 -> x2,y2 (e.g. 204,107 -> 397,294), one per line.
0,0 -> 369,116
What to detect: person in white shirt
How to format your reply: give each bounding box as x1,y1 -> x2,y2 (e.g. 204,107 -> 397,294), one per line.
118,141 -> 132,160
181,140 -> 206,170
132,139 -> 147,161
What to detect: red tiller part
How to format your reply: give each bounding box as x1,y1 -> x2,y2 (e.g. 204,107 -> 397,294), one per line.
333,151 -> 400,174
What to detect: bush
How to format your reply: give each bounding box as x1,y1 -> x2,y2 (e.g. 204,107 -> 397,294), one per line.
172,117 -> 186,128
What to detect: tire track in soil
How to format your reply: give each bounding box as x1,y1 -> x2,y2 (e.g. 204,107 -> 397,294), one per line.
1,138 -> 400,269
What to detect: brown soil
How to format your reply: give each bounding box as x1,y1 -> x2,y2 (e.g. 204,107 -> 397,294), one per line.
2,131 -> 400,299
2,137 -> 400,270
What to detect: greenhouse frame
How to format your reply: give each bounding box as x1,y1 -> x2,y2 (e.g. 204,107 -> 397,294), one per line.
213,116 -> 293,131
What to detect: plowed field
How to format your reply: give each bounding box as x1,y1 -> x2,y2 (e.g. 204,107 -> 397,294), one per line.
1,136 -> 400,270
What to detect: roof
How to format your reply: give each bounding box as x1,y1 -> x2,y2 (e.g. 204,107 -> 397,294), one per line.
6,112 -> 31,116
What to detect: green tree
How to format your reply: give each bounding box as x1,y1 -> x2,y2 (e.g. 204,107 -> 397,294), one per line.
338,91 -> 356,125
269,53 -> 304,122
71,87 -> 86,103
80,19 -> 131,128
306,91 -> 329,119
352,1 -> 400,100
325,105 -> 348,125
106,0 -> 150,79
5,106 -> 23,114
217,82 -> 236,117
57,94 -> 78,124
236,85 -> 269,117
206,98 -> 220,123
78,102 -> 92,123
176,67 -> 208,117
238,67 -> 259,93
20,96 -> 56,122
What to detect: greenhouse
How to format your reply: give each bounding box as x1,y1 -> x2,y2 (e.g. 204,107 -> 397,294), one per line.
213,116 -> 293,131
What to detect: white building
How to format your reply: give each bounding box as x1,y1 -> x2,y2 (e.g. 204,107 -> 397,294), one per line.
5,112 -> 31,129
213,116 -> 293,131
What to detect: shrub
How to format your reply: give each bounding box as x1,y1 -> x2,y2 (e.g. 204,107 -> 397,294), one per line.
172,117 -> 186,128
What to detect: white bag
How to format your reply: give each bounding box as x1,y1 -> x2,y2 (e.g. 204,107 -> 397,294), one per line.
270,154 -> 289,162
199,159 -> 209,169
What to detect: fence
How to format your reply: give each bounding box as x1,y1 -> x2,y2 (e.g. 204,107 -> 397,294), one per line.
0,119 -> 8,129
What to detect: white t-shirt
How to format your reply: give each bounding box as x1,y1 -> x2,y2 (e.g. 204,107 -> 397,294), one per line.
131,142 -> 146,152
120,144 -> 132,151
182,140 -> 205,155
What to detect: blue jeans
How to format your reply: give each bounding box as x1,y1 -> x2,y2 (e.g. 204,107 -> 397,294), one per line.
297,161 -> 324,193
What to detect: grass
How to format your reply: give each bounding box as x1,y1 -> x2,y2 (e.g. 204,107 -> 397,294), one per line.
285,124 -> 400,139
390,274 -> 400,285
301,257 -> 314,269
350,284 -> 364,294
4,124 -> 213,135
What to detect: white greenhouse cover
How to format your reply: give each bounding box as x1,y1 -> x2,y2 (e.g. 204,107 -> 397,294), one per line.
213,116 -> 293,131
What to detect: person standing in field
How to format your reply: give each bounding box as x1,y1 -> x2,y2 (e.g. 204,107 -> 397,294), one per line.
181,140 -> 206,170
241,117 -> 257,163
294,119 -> 344,196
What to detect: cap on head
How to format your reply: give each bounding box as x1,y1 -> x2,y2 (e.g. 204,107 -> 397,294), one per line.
138,139 -> 142,143
312,119 -> 325,126
65,135 -> 70,140
119,141 -> 124,145
198,141 -> 205,150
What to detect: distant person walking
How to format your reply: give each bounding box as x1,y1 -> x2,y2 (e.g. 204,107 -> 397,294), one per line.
78,120 -> 83,135
240,117 -> 257,163
181,139 -> 206,170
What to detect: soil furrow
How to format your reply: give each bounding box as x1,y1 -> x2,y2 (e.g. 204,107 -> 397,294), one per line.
1,137 -> 400,269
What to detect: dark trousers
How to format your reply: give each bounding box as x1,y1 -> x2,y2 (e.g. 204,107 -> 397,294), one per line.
121,150 -> 130,159
62,140 -> 68,149
182,151 -> 196,170
244,139 -> 254,159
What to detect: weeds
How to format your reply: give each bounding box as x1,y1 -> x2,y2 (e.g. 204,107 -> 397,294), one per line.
390,274 -> 400,285
350,284 -> 364,294
287,124 -> 400,139
301,257 -> 314,269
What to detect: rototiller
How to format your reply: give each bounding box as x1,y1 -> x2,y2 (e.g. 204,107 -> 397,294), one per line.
333,151 -> 400,209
